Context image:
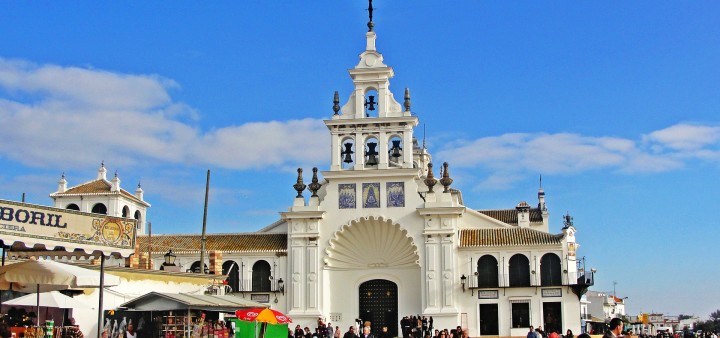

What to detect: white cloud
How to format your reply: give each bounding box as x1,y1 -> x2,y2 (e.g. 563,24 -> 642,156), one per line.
644,123 -> 720,150
0,58 -> 327,171
437,123 -> 720,190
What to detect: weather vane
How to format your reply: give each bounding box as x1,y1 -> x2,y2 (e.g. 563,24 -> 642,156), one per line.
367,0 -> 374,32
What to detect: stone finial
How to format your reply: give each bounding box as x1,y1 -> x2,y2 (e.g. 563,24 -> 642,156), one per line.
424,163 -> 437,193
135,181 -> 144,200
308,167 -> 321,197
98,162 -> 107,180
563,212 -> 574,229
440,162 -> 453,192
293,168 -> 306,198
404,88 -> 411,112
111,171 -> 121,192
333,91 -> 340,115
58,172 -> 68,193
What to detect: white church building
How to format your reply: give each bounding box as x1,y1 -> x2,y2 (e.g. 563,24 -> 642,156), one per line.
51,11 -> 594,338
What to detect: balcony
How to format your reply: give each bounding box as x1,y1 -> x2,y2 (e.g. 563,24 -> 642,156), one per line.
232,278 -> 284,295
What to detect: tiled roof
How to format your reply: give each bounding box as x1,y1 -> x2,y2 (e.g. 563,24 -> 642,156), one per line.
63,179 -> 112,194
51,179 -> 148,206
477,208 -> 543,225
459,228 -> 563,247
137,233 -> 287,254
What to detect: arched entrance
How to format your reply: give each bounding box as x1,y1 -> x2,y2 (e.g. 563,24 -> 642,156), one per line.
359,279 -> 398,337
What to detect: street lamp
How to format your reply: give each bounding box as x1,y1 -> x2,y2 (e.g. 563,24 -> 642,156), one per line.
460,274 -> 467,293
278,278 -> 285,295
163,250 -> 176,266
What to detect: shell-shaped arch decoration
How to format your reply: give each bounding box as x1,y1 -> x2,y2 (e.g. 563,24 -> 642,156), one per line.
324,216 -> 420,269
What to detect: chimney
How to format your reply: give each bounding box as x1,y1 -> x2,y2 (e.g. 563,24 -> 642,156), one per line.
516,201 -> 531,228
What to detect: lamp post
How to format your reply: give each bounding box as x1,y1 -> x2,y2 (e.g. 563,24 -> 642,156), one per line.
163,250 -> 176,266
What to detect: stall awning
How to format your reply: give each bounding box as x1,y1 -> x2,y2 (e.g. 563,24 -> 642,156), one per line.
120,292 -> 269,312
0,199 -> 136,257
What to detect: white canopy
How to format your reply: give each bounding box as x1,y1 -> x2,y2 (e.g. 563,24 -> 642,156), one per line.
4,291 -> 94,309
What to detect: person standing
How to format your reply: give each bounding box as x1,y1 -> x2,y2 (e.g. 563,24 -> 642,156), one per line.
343,327 -> 359,338
361,327 -> 375,338
125,323 -> 137,338
603,318 -> 624,338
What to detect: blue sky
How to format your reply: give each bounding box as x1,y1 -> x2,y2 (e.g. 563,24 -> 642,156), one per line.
1,1 -> 719,318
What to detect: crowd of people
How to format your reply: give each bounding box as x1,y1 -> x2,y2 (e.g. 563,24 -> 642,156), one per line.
528,325 -> 584,338
286,315 -> 720,338
399,314 -> 469,338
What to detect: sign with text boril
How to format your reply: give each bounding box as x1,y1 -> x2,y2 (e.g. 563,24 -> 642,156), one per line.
0,199 -> 136,256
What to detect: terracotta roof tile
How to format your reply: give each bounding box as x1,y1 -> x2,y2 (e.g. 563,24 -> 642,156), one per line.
138,233 -> 287,254
477,208 -> 543,225
63,179 -> 111,194
459,228 -> 563,247
51,179 -> 149,206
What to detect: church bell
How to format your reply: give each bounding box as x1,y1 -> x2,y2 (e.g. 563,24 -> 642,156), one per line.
341,142 -> 354,163
390,140 -> 402,158
366,142 -> 379,166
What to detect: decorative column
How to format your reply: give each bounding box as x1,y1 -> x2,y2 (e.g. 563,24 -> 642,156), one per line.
281,179 -> 325,320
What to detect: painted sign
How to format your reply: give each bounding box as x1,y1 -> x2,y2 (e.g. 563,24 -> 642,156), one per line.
250,294 -> 270,303
477,290 -> 499,299
0,199 -> 136,255
542,288 -> 562,297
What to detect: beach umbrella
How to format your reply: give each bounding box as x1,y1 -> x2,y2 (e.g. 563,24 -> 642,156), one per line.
5,291 -> 94,325
235,308 -> 292,324
236,308 -> 291,338
0,259 -> 120,292
5,291 -> 93,309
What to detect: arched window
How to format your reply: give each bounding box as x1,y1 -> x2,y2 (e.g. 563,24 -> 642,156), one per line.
66,204 -> 80,211
134,210 -> 142,230
252,260 -> 271,292
365,137 -> 379,167
477,255 -> 499,288
190,261 -> 208,274
222,260 -> 240,293
91,203 -> 107,215
508,254 -> 530,287
364,89 -> 379,117
540,253 -> 562,286
388,136 -> 403,166
341,138 -> 356,169
122,206 -> 130,218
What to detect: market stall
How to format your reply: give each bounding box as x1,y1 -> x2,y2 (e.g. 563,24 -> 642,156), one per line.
117,292 -> 267,338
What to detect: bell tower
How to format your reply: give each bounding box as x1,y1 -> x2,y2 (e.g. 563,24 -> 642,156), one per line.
325,17 -> 419,172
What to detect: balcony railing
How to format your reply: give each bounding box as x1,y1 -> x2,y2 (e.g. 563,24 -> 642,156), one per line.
233,278 -> 284,294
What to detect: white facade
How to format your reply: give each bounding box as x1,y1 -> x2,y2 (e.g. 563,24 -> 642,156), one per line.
190,27 -> 586,337
50,163 -> 150,234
